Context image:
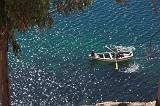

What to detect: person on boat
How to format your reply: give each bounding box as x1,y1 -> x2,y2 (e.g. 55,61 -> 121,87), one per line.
91,51 -> 95,57
116,53 -> 120,58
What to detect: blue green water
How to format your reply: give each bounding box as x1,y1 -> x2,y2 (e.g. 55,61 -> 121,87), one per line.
9,0 -> 160,105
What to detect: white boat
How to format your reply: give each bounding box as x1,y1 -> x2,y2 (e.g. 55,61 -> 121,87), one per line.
89,46 -> 134,62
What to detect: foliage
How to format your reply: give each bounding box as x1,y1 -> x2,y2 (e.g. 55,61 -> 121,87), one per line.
55,0 -> 93,15
0,0 -> 93,57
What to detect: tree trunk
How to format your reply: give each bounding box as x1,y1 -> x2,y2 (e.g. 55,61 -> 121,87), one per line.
156,83 -> 160,106
0,0 -> 11,104
0,36 -> 11,106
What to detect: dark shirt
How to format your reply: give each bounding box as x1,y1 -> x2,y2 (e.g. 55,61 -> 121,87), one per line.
91,51 -> 94,57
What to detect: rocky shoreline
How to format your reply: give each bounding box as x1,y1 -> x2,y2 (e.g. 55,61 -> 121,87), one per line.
96,101 -> 156,106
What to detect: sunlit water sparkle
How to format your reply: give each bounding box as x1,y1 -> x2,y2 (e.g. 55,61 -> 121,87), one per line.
8,0 -> 160,105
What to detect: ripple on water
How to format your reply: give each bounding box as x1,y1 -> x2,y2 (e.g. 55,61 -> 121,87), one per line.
9,0 -> 160,105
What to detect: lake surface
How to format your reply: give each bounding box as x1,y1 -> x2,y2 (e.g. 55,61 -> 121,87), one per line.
9,0 -> 160,105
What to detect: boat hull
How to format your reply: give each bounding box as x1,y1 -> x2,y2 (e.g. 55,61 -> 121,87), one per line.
89,56 -> 132,62
88,51 -> 133,62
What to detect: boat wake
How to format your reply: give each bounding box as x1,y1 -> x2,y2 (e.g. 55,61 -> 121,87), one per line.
122,62 -> 139,73
134,57 -> 160,60
112,45 -> 136,52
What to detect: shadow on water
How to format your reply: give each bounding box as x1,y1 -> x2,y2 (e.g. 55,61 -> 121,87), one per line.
88,59 -> 130,71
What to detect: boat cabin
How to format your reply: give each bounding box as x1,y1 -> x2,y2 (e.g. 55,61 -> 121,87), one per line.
89,51 -> 133,62
96,52 -> 125,59
89,46 -> 133,62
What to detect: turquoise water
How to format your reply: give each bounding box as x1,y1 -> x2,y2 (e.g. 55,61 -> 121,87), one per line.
9,0 -> 160,105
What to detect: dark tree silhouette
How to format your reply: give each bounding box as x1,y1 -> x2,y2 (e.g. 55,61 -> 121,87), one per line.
156,83 -> 160,106
0,0 -> 93,106
116,0 -> 125,4
151,0 -> 158,15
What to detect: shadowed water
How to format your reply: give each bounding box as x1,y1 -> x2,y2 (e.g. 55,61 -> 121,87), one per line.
9,0 -> 160,105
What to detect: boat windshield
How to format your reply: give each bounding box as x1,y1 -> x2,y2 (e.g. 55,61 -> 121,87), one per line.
119,52 -> 130,54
